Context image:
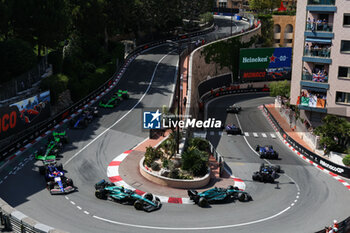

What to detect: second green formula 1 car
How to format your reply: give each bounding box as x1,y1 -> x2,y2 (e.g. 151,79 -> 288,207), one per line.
188,186 -> 252,207
34,131 -> 68,163
95,180 -> 161,212
99,90 -> 129,108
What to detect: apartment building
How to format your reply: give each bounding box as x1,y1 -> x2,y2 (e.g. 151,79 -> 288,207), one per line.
291,0 -> 350,125
216,0 -> 249,10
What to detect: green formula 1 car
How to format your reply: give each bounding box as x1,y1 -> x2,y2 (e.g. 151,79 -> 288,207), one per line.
34,131 -> 68,163
95,180 -> 161,212
99,90 -> 129,108
188,186 -> 252,207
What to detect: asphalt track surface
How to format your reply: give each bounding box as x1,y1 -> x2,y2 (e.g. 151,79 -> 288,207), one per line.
206,93 -> 350,233
0,18 -> 264,233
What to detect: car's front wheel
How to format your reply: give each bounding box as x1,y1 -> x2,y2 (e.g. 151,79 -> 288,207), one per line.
134,200 -> 143,210
95,189 -> 107,200
198,197 -> 208,207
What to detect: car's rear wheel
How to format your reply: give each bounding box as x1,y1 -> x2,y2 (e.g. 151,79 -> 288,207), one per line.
134,200 -> 143,210
66,178 -> 73,187
143,193 -> 153,201
238,193 -> 246,202
56,163 -> 63,171
198,197 -> 208,207
276,165 -> 281,173
95,189 -> 107,200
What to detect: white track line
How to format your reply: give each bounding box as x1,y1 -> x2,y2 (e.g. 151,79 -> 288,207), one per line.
64,50 -> 176,166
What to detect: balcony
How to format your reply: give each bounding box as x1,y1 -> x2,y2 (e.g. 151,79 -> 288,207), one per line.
307,0 -> 335,5
303,47 -> 332,64
305,23 -> 333,39
274,33 -> 281,39
284,32 -> 293,40
301,71 -> 329,88
298,89 -> 328,113
307,0 -> 336,12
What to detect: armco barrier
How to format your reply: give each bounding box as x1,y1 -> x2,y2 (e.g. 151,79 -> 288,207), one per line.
315,216 -> 350,233
262,105 -> 350,178
201,87 -> 270,103
0,24 -> 215,164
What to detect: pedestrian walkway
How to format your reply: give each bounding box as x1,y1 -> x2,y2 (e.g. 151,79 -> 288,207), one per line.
265,104 -> 313,151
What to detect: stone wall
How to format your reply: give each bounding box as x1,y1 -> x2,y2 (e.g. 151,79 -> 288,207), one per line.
189,26 -> 261,119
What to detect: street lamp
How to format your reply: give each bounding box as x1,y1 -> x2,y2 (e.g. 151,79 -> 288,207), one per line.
166,40 -> 182,154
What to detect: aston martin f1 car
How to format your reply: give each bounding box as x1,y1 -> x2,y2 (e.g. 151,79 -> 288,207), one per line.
42,165 -> 75,195
34,131 -> 68,163
226,104 -> 242,113
99,90 -> 129,108
256,145 -> 279,159
252,163 -> 281,183
94,180 -> 161,212
187,186 -> 252,207
70,107 -> 99,129
225,124 -> 242,135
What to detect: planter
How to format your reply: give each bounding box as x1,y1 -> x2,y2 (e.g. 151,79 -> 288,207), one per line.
139,157 -> 210,189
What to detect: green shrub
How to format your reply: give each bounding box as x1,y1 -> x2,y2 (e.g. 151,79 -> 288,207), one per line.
168,168 -> 179,179
188,138 -> 210,152
343,155 -> 350,166
151,162 -> 160,171
39,74 -> 69,104
181,146 -> 209,177
162,159 -> 169,169
144,146 -> 162,167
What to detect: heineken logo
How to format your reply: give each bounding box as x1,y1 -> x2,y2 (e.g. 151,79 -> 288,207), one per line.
242,56 -> 269,63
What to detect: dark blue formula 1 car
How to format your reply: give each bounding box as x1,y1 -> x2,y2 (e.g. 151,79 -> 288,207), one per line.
41,164 -> 75,195
70,107 -> 99,129
226,104 -> 242,113
252,163 -> 281,183
225,124 -> 242,135
94,180 -> 161,212
188,186 -> 252,207
256,145 -> 279,159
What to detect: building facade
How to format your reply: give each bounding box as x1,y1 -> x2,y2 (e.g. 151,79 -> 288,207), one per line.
216,0 -> 249,10
291,0 -> 350,125
273,15 -> 296,47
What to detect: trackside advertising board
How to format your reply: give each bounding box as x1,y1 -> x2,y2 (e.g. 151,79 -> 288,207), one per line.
0,91 -> 51,141
239,47 -> 292,82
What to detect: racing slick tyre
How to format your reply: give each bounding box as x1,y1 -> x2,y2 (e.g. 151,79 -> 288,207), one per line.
143,193 -> 153,201
255,145 -> 260,152
260,154 -> 264,159
95,189 -> 108,200
276,165 -> 281,173
252,173 -> 261,181
267,176 -> 274,183
198,197 -> 208,207
66,178 -> 73,187
39,166 -> 46,175
228,185 -> 234,190
155,197 -> 160,202
134,200 -> 143,210
56,163 -> 63,171
260,163 -> 265,170
238,193 -> 246,202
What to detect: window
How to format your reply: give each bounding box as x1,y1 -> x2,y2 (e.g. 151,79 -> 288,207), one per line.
336,92 -> 350,104
338,66 -> 350,79
344,14 -> 350,26
340,40 -> 350,54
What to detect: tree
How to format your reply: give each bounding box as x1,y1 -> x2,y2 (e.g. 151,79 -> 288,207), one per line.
257,14 -> 274,47
269,80 -> 291,98
249,0 -> 280,12
314,115 -> 350,154
201,36 -> 257,80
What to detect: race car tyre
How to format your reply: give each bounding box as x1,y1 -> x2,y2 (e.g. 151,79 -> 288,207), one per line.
198,197 -> 208,207
66,178 -> 73,187
143,193 -> 153,201
276,165 -> 281,173
268,176 -> 274,183
255,145 -> 260,152
228,185 -> 234,190
57,163 -> 63,171
47,181 -> 55,190
238,193 -> 246,202
234,187 -> 239,191
95,189 -> 107,200
134,200 -> 143,210
260,154 -> 264,159
260,163 -> 265,170
39,166 -> 46,176
155,197 -> 160,202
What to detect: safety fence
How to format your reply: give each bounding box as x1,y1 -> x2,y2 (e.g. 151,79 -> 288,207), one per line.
262,105 -> 350,178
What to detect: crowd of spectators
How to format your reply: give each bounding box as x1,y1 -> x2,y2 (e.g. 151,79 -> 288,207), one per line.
304,42 -> 331,57
306,17 -> 332,32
